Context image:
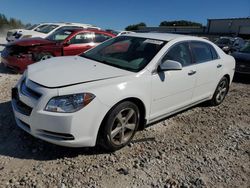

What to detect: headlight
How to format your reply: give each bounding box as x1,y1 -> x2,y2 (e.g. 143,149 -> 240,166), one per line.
15,33 -> 22,39
45,93 -> 95,113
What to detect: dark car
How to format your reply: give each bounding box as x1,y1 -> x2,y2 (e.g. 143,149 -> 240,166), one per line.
1,28 -> 116,73
231,41 -> 250,74
215,37 -> 245,54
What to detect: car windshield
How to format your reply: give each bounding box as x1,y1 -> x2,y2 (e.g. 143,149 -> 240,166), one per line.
46,29 -> 73,42
106,29 -> 119,35
81,36 -> 166,72
216,38 -> 232,45
34,24 -> 49,32
38,25 -> 59,34
25,24 -> 39,30
239,42 -> 250,53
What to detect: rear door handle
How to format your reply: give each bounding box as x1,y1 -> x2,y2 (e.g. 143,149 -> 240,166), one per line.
188,70 -> 196,76
217,64 -> 222,68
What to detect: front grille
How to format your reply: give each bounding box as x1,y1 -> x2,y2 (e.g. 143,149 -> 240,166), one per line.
38,130 -> 75,141
21,80 -> 42,100
12,88 -> 33,116
18,119 -> 31,131
7,31 -> 13,37
1,48 -> 9,58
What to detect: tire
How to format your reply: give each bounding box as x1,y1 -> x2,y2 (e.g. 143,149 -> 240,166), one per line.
99,101 -> 140,151
38,53 -> 53,61
209,76 -> 229,106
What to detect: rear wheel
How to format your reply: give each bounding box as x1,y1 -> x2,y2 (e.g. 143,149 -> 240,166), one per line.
209,77 -> 229,106
39,53 -> 53,61
99,101 -> 140,151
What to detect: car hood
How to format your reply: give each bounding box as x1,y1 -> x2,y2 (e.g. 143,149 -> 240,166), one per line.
232,52 -> 250,62
8,37 -> 56,47
27,56 -> 132,88
20,30 -> 47,38
13,29 -> 30,33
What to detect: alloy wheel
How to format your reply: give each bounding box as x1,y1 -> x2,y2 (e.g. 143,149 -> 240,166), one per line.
215,79 -> 228,103
41,54 -> 53,61
110,108 -> 138,146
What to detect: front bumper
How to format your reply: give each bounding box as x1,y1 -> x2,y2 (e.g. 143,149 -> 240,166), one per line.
1,54 -> 34,73
11,78 -> 109,147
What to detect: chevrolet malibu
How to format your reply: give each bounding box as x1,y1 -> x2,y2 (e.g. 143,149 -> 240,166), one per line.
11,33 -> 235,151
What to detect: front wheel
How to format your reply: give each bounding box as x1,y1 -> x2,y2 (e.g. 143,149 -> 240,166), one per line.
99,101 -> 140,151
209,77 -> 229,106
39,53 -> 53,61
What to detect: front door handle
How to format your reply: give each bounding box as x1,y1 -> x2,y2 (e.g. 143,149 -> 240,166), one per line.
188,70 -> 196,76
217,64 -> 222,68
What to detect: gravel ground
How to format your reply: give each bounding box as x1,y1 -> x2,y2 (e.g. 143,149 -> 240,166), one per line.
0,40 -> 249,187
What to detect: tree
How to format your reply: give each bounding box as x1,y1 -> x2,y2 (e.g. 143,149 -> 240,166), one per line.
125,22 -> 146,31
0,13 -> 26,30
159,20 -> 202,27
0,14 -> 8,26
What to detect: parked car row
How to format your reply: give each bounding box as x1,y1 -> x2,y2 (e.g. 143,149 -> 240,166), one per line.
2,28 -> 116,73
3,23 -> 141,73
6,22 -> 101,42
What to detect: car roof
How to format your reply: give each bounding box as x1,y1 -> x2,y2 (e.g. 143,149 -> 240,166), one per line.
57,28 -> 115,35
124,32 -> 189,41
37,22 -> 101,29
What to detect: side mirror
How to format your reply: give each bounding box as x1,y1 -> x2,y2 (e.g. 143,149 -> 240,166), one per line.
158,60 -> 182,72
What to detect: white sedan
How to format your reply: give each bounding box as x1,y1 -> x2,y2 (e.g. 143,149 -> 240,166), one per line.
11,33 -> 235,151
6,23 -> 49,42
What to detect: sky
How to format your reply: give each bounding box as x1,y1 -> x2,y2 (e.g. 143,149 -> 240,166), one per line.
0,0 -> 250,30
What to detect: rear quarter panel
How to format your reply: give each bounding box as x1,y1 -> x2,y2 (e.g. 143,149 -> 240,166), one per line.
215,45 -> 235,84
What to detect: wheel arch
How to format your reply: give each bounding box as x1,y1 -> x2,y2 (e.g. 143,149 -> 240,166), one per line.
96,97 -> 147,144
223,74 -> 230,83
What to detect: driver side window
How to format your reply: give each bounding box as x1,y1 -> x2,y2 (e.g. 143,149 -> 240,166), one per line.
162,42 -> 192,67
70,32 -> 94,44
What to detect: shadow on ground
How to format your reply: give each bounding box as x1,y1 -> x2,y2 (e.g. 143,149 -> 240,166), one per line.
0,63 -> 18,74
0,101 -> 111,161
0,101 -> 156,160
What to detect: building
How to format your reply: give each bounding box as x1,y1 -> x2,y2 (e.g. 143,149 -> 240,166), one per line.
136,17 -> 250,38
137,26 -> 206,34
207,17 -> 250,36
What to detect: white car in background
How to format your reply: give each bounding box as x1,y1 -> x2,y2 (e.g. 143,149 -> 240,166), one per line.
6,23 -> 51,42
105,29 -> 135,36
117,31 -> 136,36
7,22 -> 101,42
11,33 -> 235,151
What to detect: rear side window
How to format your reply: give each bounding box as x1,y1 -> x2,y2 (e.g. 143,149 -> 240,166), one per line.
162,42 -> 192,67
191,41 -> 214,63
94,33 -> 112,43
70,32 -> 94,44
210,45 -> 219,59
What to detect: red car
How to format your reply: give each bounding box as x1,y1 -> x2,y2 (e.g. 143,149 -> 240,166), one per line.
1,28 -> 116,73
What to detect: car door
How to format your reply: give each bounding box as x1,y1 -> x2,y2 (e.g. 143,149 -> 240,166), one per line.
63,32 -> 95,56
190,41 -> 221,102
150,42 -> 197,122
